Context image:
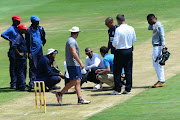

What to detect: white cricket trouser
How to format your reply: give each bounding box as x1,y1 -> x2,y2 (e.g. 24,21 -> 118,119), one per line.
152,46 -> 165,82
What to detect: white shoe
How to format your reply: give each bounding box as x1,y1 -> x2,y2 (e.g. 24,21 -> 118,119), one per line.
122,90 -> 131,94
78,98 -> 91,104
56,92 -> 63,105
110,90 -> 121,95
93,83 -> 103,89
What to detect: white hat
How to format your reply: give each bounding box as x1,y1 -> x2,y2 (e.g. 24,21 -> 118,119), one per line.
47,48 -> 58,55
69,26 -> 81,32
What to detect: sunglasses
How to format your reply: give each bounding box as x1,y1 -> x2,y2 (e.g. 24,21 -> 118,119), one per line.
105,22 -> 111,26
85,51 -> 93,54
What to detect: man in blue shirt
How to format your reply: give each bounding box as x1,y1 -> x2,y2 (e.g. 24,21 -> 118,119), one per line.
1,15 -> 22,89
36,49 -> 63,90
26,15 -> 46,89
147,14 -> 166,88
12,24 -> 28,91
105,17 -> 119,54
96,46 -> 125,88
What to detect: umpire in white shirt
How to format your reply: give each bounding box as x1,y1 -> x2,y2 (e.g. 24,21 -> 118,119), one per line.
111,14 -> 136,95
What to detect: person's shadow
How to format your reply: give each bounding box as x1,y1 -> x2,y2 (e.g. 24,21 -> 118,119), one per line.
0,87 -> 17,92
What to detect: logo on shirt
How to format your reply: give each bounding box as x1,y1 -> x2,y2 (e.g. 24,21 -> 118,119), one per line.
112,31 -> 114,36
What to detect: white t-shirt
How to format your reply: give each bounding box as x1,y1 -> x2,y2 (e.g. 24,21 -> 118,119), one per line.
85,53 -> 105,70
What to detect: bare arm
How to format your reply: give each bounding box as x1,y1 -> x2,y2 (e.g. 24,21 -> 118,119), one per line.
14,49 -> 24,57
70,48 -> 84,69
96,66 -> 111,74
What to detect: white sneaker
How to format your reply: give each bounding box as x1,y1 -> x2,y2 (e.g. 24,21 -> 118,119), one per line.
122,90 -> 131,94
56,92 -> 63,105
93,83 -> 103,89
110,90 -> 121,95
78,98 -> 91,104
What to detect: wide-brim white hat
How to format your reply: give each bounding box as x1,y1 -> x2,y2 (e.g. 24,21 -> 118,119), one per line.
47,48 -> 58,55
69,26 -> 81,32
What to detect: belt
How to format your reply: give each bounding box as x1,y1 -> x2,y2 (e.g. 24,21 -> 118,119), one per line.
153,44 -> 162,47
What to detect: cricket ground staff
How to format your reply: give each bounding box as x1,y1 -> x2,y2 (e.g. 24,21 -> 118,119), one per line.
26,15 -> 46,89
111,14 -> 136,95
147,14 -> 166,88
1,15 -> 22,89
12,24 -> 28,91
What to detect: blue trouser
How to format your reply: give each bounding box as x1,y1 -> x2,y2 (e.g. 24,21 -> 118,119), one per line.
8,48 -> 17,87
44,76 -> 61,88
15,59 -> 27,90
113,48 -> 133,92
29,48 -> 43,86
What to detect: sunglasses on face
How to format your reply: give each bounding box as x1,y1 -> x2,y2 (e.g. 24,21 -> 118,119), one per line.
85,51 -> 93,54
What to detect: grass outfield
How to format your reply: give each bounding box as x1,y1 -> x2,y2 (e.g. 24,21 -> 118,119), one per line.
0,0 -> 180,106
87,73 -> 180,120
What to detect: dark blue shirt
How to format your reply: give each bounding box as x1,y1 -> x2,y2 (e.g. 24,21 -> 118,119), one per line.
108,25 -> 119,54
26,25 -> 45,56
11,33 -> 27,60
37,55 -> 59,79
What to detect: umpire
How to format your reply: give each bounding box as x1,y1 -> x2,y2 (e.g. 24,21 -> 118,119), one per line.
111,14 -> 136,95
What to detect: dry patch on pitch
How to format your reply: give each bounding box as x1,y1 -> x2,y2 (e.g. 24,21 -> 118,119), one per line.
0,29 -> 179,120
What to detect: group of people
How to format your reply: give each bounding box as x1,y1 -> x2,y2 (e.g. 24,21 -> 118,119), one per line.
1,13 -> 166,105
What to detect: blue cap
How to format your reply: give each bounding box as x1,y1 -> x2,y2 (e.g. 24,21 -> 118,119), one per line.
30,15 -> 40,21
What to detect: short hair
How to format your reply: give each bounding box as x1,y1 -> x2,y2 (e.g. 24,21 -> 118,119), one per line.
116,14 -> 125,21
147,14 -> 155,20
105,17 -> 113,23
85,47 -> 92,52
100,46 -> 108,54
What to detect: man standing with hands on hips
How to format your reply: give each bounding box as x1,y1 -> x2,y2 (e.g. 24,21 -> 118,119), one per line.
111,14 -> 136,95
56,26 -> 90,105
147,14 -> 166,88
1,15 -> 22,89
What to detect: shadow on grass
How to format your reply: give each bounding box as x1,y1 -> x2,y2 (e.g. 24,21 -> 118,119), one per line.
46,103 -> 75,107
132,86 -> 151,89
88,93 -> 111,96
0,87 -> 17,92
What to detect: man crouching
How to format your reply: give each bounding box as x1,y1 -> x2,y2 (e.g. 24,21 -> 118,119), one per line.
36,48 -> 64,91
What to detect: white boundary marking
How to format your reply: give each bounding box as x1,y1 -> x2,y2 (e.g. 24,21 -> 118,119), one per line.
83,104 -> 113,118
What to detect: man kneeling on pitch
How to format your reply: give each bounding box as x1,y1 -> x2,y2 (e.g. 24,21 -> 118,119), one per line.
36,48 -> 64,90
96,46 -> 125,88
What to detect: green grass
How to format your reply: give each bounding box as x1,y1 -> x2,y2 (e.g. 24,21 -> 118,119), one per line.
87,73 -> 180,120
1,0 -> 180,105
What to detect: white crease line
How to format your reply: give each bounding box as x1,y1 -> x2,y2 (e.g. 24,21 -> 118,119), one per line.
24,113 -> 30,116
0,113 -> 24,115
51,112 -> 56,115
124,101 -> 180,105
83,104 -> 113,118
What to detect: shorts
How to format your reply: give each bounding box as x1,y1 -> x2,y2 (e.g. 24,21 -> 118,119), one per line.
67,66 -> 82,80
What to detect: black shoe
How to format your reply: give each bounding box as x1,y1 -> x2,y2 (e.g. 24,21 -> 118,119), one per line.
49,85 -> 61,90
10,85 -> 16,89
19,87 -> 28,91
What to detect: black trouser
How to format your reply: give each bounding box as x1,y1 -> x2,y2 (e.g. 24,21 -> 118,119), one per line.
87,70 -> 101,84
113,48 -> 133,92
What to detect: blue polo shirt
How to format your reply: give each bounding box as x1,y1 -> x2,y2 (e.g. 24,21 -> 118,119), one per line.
103,53 -> 125,74
1,25 -> 18,43
108,25 -> 119,54
103,53 -> 114,72
26,25 -> 42,56
36,55 -> 59,79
